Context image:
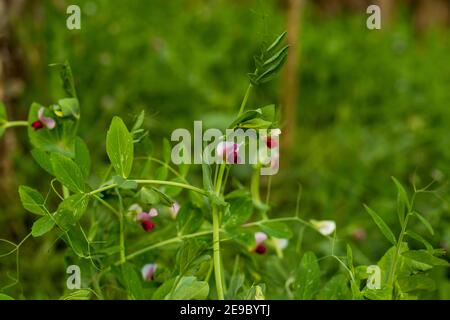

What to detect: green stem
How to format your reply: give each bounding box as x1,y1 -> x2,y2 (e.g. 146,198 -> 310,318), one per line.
125,230 -> 213,261
388,213 -> 412,291
211,163 -> 226,300
387,194 -> 416,296
212,204 -> 225,300
88,180 -> 206,196
251,167 -> 268,219
116,188 -> 126,264
237,84 -> 252,116
2,120 -> 28,129
62,186 -> 70,199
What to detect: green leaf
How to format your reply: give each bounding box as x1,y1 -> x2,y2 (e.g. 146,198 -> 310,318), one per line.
55,194 -> 89,229
405,231 -> 433,250
74,137 -> 91,179
32,215 -> 55,237
362,285 -> 393,300
152,278 -> 177,300
155,165 -> 168,180
63,226 -> 90,257
18,186 -> 47,215
402,250 -> 449,267
201,161 -> 214,194
259,221 -> 292,239
51,152 -> 85,192
131,110 -> 145,132
346,244 -> 354,270
136,186 -> 159,204
0,293 -> 14,300
264,45 -> 289,66
392,177 -> 409,226
112,175 -> 138,190
238,117 -> 272,129
259,104 -> 276,122
317,274 -> 351,300
50,60 -> 77,98
168,276 -> 209,300
364,204 -> 397,245
254,54 -> 288,84
176,240 -> 209,275
60,289 -> 91,300
121,263 -> 144,300
176,202 -> 203,235
413,211 -> 434,236
294,252 -> 321,299
224,197 -> 253,228
106,116 -> 134,178
266,31 -> 287,53
228,110 -> 261,129
151,187 -> 174,207
56,98 -> 80,118
31,149 -> 54,175
398,275 -> 436,292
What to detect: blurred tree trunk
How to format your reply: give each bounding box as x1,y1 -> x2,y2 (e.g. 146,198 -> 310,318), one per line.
280,0 -> 304,161
377,0 -> 395,27
0,0 -> 26,236
414,0 -> 449,31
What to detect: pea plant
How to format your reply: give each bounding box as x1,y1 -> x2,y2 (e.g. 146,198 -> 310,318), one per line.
0,32 -> 448,300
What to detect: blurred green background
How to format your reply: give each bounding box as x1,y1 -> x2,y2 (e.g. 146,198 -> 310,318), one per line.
0,0 -> 449,298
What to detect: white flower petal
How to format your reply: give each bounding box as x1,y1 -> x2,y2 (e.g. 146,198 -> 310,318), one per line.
312,220 -> 336,236
141,263 -> 157,281
255,232 -> 268,245
275,238 -> 289,250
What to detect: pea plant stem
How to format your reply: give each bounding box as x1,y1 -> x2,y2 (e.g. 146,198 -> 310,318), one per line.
2,120 -> 28,129
211,163 -> 227,300
88,179 -> 206,196
124,230 -> 213,261
238,84 -> 252,116
387,193 -> 416,297
116,188 -> 126,264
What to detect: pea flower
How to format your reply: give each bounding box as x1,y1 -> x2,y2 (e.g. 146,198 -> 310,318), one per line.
141,263 -> 157,281
169,202 -> 180,219
265,129 -> 281,149
311,220 -> 336,236
274,238 -> 289,251
254,232 -> 268,254
136,208 -> 158,232
31,107 -> 56,131
216,141 -> 241,164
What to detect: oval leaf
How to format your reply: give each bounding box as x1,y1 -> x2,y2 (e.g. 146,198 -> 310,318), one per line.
106,116 -> 134,178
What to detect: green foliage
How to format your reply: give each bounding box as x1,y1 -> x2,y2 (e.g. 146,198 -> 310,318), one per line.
1,0 -> 449,301
106,117 -> 134,179
18,186 -> 47,216
50,153 -> 85,193
364,204 -> 397,246
294,252 -> 321,299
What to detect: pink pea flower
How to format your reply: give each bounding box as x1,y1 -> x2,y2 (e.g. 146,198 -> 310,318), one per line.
169,202 -> 180,219
217,141 -> 241,164
136,208 -> 158,232
265,129 -> 281,149
31,107 -> 56,131
141,263 -> 157,281
254,232 -> 268,254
